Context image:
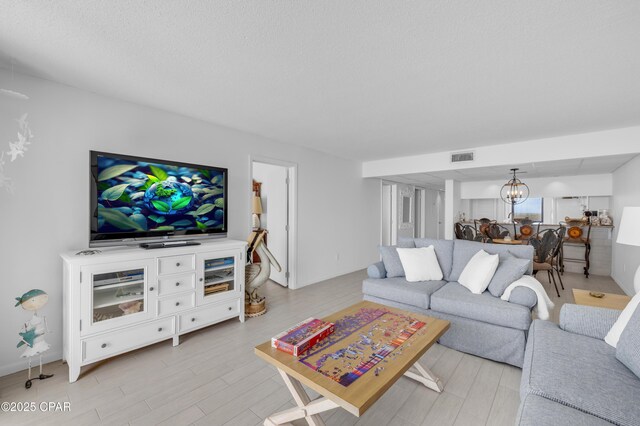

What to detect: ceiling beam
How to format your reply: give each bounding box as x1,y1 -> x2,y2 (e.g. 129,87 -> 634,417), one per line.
362,126 -> 640,178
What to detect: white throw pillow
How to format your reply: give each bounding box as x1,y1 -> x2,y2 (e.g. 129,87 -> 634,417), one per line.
458,250 -> 500,294
396,246 -> 443,282
604,291 -> 640,348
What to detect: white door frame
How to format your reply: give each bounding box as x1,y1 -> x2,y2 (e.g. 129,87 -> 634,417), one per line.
414,187 -> 427,239
249,155 -> 298,289
380,181 -> 393,246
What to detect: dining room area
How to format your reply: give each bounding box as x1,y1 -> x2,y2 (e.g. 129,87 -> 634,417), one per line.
379,155 -> 640,305
452,167 -> 618,300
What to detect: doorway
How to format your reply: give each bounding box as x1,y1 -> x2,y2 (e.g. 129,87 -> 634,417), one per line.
250,158 -> 297,288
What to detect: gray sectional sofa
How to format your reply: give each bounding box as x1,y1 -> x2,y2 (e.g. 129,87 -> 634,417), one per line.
517,304 -> 640,426
363,238 -> 538,367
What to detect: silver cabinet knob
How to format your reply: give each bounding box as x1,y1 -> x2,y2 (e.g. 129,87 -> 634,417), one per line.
101,343 -> 107,348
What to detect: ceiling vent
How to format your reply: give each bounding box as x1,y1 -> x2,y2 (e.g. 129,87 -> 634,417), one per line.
450,151 -> 474,163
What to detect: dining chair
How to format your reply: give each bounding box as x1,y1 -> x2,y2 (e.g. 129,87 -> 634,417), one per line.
530,227 -> 566,297
483,223 -> 511,242
559,221 -> 592,278
454,222 -> 485,242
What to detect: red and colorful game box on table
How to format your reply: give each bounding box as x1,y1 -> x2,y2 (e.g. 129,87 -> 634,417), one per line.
272,318 -> 335,356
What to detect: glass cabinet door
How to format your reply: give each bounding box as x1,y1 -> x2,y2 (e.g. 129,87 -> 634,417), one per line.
81,260 -> 155,335
197,251 -> 238,305
92,268 -> 146,323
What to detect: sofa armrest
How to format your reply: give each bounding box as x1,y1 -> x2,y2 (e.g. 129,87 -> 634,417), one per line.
508,287 -> 537,309
559,304 -> 621,340
367,261 -> 387,279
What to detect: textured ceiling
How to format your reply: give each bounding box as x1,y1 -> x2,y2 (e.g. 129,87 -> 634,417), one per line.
1,1 -> 639,161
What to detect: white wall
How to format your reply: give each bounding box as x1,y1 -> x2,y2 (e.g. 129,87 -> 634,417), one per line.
381,184 -> 392,245
460,174 -> 613,199
444,179 -> 460,239
465,196 -> 611,224
460,174 -> 613,225
0,70 -> 380,375
612,155 -> 640,295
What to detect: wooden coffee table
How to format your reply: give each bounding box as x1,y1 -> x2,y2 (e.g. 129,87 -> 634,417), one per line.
573,288 -> 631,310
254,301 -> 450,425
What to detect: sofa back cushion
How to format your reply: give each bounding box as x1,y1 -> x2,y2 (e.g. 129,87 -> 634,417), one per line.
450,239 -> 534,282
458,250 -> 500,294
397,246 -> 444,282
487,253 -> 531,297
379,239 -> 415,278
616,302 -> 640,379
409,238 -> 455,281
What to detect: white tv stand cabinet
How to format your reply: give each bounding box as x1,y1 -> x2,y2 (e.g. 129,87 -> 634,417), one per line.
61,239 -> 246,383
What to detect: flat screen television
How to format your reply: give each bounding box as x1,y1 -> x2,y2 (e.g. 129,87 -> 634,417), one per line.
90,151 -> 227,247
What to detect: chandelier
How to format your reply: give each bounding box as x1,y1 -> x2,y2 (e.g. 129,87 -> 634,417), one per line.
500,168 -> 529,205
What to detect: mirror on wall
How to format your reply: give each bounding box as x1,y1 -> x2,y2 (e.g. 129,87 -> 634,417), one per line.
398,186 -> 414,230
402,196 -> 412,223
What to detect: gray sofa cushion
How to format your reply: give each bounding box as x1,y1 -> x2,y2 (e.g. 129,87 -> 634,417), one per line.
430,282 -> 532,330
560,304 -> 621,341
617,304 -> 640,379
487,253 -> 530,297
521,320 -> 640,426
450,239 -> 534,281
508,287 -> 538,309
412,238 -> 455,281
362,277 -> 446,310
379,240 -> 415,278
516,394 -> 614,426
367,261 -> 386,279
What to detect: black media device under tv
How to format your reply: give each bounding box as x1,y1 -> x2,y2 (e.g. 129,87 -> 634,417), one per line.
90,151 -> 228,247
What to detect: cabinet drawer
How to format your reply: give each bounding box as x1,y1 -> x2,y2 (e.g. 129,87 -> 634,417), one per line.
179,301 -> 240,333
158,293 -> 195,316
158,254 -> 195,275
83,317 -> 174,363
158,273 -> 195,296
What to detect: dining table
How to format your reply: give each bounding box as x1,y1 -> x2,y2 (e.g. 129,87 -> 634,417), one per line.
491,238 -> 525,245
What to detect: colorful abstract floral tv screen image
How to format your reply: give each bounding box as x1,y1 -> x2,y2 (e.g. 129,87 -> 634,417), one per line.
91,152 -> 227,243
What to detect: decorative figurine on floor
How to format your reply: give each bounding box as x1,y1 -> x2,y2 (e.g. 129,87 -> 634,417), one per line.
245,230 -> 282,318
15,289 -> 54,389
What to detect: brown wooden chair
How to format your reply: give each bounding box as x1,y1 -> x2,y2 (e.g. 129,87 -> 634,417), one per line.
530,227 -> 566,297
454,222 -> 485,242
559,221 -> 592,278
483,223 -> 511,241
473,218 -> 496,237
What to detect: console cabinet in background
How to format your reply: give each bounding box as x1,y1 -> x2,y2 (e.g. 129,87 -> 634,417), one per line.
61,239 -> 246,383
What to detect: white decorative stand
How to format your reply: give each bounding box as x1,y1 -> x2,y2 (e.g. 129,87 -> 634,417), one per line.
61,239 -> 246,383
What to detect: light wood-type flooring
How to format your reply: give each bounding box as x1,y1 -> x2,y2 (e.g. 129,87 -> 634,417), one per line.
0,269 -> 625,426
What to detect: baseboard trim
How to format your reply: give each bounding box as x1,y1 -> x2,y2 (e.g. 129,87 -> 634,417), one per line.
0,351 -> 63,378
